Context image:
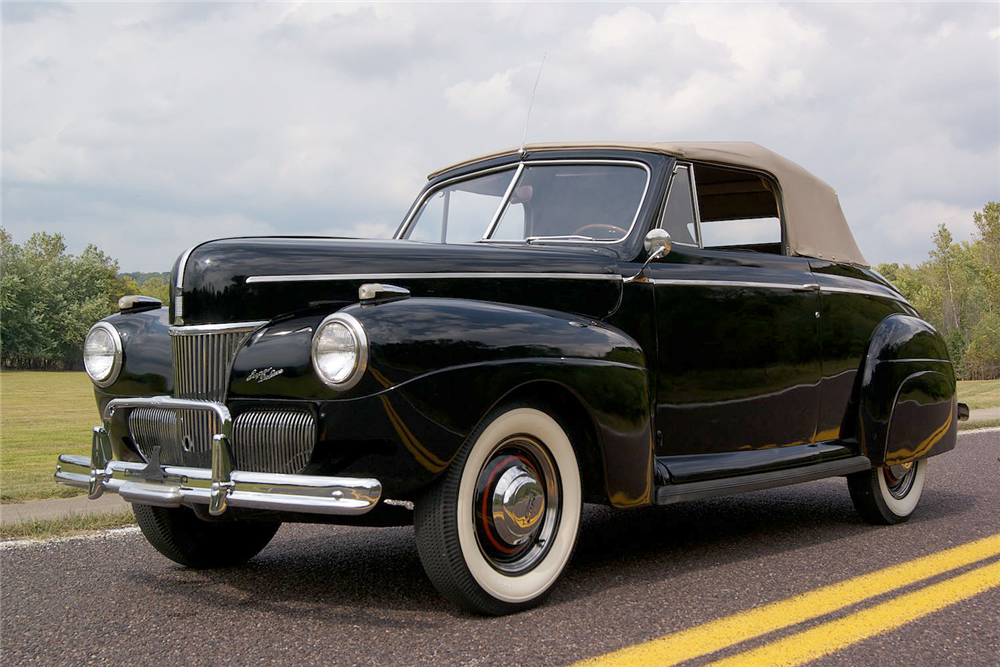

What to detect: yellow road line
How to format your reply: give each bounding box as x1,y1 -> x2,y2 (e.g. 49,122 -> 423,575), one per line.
705,558 -> 1000,667
571,533 -> 1000,667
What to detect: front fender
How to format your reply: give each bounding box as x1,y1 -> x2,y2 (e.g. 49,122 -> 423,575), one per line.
859,314 -> 958,466
92,308 -> 173,414
229,298 -> 653,506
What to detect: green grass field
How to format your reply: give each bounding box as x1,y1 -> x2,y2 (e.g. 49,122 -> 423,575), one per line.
1,372 -> 998,506
1,371 -> 99,503
955,379 -> 1000,410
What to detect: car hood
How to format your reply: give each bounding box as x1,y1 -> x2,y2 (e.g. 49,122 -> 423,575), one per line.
172,237 -> 624,324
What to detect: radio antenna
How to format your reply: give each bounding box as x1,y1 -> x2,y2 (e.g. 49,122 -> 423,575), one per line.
519,53 -> 546,157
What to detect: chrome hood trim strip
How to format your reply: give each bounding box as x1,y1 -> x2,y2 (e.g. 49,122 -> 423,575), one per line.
246,272 -> 622,284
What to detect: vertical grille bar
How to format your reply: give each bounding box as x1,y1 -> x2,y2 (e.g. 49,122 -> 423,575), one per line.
169,324 -> 261,402
232,409 -> 316,474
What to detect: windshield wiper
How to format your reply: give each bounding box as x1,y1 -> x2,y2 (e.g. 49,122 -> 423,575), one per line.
525,235 -> 596,244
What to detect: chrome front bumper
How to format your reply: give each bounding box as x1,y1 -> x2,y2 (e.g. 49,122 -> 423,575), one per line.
54,397 -> 382,517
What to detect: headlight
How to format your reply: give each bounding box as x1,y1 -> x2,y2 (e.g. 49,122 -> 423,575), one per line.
84,322 -> 123,387
311,313 -> 368,390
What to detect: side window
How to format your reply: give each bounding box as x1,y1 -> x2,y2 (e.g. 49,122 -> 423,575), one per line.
692,164 -> 782,253
660,165 -> 698,245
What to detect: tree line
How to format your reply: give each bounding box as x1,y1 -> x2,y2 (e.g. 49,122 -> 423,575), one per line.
2,203 -> 999,377
0,229 -> 168,370
876,202 -> 1000,380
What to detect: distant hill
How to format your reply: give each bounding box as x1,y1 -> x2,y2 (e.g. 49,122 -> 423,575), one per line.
121,271 -> 169,283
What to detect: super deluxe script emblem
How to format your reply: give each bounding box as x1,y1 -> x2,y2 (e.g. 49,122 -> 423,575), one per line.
247,367 -> 284,383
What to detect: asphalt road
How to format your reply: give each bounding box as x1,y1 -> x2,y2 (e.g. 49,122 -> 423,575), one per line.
2,428 -> 998,667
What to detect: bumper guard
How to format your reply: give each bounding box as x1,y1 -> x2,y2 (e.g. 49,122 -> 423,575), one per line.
54,397 -> 382,517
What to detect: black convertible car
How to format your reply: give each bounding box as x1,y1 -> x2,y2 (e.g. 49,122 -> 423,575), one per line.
56,141 -> 968,614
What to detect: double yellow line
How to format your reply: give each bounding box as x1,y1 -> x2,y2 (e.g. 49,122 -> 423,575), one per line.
573,534 -> 1000,667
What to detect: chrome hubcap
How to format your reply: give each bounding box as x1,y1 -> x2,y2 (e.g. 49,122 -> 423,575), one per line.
491,465 -> 546,546
884,461 -> 917,499
473,436 -> 560,575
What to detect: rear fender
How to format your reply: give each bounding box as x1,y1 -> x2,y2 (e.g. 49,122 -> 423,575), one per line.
859,314 -> 958,466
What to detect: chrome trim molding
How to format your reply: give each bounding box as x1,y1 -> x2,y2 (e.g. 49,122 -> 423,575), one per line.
395,158 -> 653,245
175,245 -> 197,290
651,279 -> 816,291
818,284 -> 913,307
650,278 -> 911,306
247,272 -> 621,284
311,312 -> 369,391
84,322 -> 124,388
169,321 -> 268,334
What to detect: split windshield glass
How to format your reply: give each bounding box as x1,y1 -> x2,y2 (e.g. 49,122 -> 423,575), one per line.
403,162 -> 647,244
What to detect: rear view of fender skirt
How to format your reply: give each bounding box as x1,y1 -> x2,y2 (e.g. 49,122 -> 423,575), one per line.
54,427 -> 382,517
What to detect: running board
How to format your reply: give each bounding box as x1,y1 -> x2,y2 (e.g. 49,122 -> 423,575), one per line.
654,455 -> 871,506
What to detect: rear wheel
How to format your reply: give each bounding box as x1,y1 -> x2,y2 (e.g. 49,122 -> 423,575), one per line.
848,458 -> 928,525
133,504 -> 280,568
414,405 -> 582,615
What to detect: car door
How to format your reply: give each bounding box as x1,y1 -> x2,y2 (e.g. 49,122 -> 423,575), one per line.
648,162 -> 823,480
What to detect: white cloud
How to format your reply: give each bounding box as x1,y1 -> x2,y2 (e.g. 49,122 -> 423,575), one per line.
1,1 -> 997,271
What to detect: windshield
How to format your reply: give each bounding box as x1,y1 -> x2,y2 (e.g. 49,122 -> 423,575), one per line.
490,163 -> 648,242
400,162 -> 648,244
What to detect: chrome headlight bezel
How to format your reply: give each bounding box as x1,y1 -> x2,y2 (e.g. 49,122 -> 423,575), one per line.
311,312 -> 369,391
84,322 -> 123,388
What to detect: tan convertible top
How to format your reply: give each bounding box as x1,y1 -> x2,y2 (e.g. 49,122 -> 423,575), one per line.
431,141 -> 868,267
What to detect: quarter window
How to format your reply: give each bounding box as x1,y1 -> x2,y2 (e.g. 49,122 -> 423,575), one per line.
692,164 -> 782,252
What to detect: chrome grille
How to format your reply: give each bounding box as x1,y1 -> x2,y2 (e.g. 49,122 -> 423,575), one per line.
169,323 -> 263,402
233,409 -> 316,474
129,407 -> 221,468
128,407 -> 316,473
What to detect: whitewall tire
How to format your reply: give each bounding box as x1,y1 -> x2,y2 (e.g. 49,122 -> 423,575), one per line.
414,405 -> 582,615
848,458 -> 928,525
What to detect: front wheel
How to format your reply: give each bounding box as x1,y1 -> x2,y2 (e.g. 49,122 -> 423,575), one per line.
133,504 -> 280,568
414,405 -> 583,615
848,458 -> 928,525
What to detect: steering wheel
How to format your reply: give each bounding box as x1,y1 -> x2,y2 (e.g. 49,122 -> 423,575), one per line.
571,223 -> 629,237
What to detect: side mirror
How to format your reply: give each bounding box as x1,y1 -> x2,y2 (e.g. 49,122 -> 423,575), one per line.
644,228 -> 672,257
626,229 -> 672,284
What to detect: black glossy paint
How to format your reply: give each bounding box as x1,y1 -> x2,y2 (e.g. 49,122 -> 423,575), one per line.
230,298 -> 652,506
87,147 -> 959,515
176,238 -> 623,325
95,308 -> 173,414
648,247 -> 823,455
857,314 -> 957,465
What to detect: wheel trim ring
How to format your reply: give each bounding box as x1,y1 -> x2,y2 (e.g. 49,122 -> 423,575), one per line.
472,437 -> 560,575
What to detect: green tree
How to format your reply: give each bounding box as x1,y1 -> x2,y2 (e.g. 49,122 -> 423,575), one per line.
138,276 -> 170,303
878,202 -> 1000,379
0,230 -> 133,369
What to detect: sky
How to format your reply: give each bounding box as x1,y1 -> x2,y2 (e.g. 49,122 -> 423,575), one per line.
2,1 -> 998,272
